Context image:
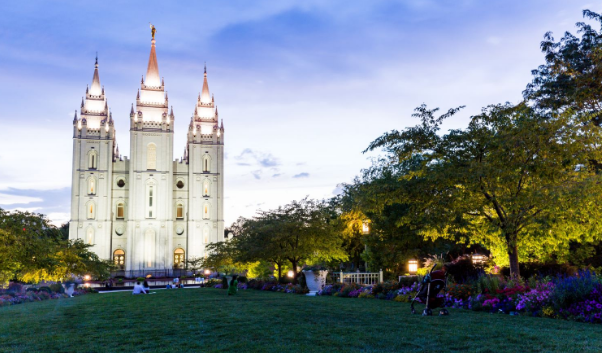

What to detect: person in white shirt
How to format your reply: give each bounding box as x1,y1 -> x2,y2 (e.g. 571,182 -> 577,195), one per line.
132,281 -> 147,295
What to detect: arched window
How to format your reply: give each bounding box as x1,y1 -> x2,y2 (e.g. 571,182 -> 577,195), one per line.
88,150 -> 98,170
202,155 -> 211,172
116,202 -> 124,219
144,228 -> 155,268
86,226 -> 94,245
147,143 -> 157,170
174,248 -> 185,268
88,177 -> 96,195
86,201 -> 96,219
203,179 -> 210,196
203,202 -> 210,219
113,249 -> 125,270
203,226 -> 210,244
176,203 -> 184,219
146,180 -> 156,218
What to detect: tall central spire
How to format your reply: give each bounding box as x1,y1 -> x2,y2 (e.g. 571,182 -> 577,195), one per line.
90,54 -> 102,96
145,37 -> 161,87
200,64 -> 211,104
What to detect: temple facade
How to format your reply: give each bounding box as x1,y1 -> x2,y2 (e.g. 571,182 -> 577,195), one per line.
68,31 -> 225,275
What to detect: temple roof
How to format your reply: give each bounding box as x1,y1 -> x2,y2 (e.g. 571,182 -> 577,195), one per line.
145,39 -> 161,87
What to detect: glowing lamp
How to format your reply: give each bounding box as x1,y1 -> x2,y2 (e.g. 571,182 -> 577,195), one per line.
204,269 -> 211,275
362,221 -> 370,235
408,260 -> 418,275
471,253 -> 486,266
83,275 -> 91,281
287,270 -> 294,278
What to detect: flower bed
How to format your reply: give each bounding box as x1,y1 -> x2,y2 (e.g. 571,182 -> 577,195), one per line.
317,271 -> 602,325
0,283 -> 93,308
206,279 -> 308,295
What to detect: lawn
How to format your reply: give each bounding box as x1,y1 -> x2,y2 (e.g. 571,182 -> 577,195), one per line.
2,288 -> 602,353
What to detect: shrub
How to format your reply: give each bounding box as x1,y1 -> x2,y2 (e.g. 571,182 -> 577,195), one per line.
237,276 -> 248,283
7,282 -> 23,293
501,263 -> 577,279
38,286 -> 52,293
49,283 -> 65,294
25,287 -> 39,293
136,277 -> 145,282
551,270 -> 600,310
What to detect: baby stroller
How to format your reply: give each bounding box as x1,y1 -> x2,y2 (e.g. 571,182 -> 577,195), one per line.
410,264 -> 449,316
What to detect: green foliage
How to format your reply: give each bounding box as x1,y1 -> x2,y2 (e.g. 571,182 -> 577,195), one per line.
48,283 -> 64,294
232,198 -> 348,283
0,208 -> 112,285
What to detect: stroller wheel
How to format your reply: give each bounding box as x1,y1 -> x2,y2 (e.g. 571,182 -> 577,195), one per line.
422,308 -> 432,316
439,309 -> 449,316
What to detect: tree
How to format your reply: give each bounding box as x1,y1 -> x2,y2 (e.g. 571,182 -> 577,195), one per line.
365,103 -> 602,278
0,208 -> 111,285
336,158 -> 465,275
202,241 -> 245,275
232,216 -> 289,281
524,10 -> 602,124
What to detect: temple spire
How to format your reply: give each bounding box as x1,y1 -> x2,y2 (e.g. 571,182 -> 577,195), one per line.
200,64 -> 211,104
90,55 -> 102,96
145,33 -> 161,87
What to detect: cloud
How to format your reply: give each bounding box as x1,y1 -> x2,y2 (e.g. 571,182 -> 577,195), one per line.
252,170 -> 262,179
272,173 -> 281,178
0,193 -> 43,205
293,172 -> 310,178
332,185 -> 344,195
235,148 -> 281,168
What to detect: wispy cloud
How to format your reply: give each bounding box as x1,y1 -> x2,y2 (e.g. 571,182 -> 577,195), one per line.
235,148 -> 281,168
293,172 -> 310,178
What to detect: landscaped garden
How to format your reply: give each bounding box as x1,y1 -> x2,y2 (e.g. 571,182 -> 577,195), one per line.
2,288 -> 602,353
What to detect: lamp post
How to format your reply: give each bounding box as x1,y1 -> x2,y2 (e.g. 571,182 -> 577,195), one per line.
471,253 -> 486,267
287,270 -> 294,278
408,260 -> 418,276
362,220 -> 369,272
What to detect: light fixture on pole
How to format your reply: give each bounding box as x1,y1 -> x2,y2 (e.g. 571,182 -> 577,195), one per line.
362,221 -> 370,235
471,253 -> 486,267
287,270 -> 294,278
204,269 -> 211,275
408,260 -> 418,275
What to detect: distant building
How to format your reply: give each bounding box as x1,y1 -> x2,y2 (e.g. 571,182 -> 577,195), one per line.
69,31 -> 225,275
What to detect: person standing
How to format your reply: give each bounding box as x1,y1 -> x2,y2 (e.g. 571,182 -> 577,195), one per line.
227,275 -> 238,296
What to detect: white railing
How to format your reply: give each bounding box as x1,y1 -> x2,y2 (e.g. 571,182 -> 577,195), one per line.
335,270 -> 383,285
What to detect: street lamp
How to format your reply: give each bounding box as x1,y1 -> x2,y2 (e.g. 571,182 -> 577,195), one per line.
408,260 -> 418,275
362,221 -> 370,235
287,270 -> 294,278
83,275 -> 91,281
204,269 -> 211,276
471,253 -> 486,267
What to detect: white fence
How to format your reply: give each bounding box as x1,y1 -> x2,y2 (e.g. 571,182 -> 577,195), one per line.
335,270 -> 384,285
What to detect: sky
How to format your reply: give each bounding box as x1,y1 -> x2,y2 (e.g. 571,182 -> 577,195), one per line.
0,0 -> 599,226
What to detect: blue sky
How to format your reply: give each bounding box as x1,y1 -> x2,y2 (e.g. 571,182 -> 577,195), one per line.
0,0 -> 598,225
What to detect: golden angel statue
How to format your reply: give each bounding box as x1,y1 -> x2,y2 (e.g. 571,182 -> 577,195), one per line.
149,23 -> 156,39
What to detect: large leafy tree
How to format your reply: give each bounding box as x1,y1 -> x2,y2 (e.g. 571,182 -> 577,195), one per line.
366,103 -> 602,278
232,198 -> 347,283
524,10 -> 602,123
0,208 -> 111,285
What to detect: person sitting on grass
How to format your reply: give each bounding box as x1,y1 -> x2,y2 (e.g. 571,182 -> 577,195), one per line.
132,281 -> 147,295
228,275 -> 238,296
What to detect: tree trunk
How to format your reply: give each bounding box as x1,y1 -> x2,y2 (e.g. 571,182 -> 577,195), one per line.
291,260 -> 298,284
507,240 -> 520,279
276,262 -> 282,282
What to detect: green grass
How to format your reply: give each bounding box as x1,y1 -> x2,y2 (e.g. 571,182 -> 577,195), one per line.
2,289 -> 602,353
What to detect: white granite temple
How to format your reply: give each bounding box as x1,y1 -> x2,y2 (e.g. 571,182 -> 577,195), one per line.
69,28 -> 225,274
